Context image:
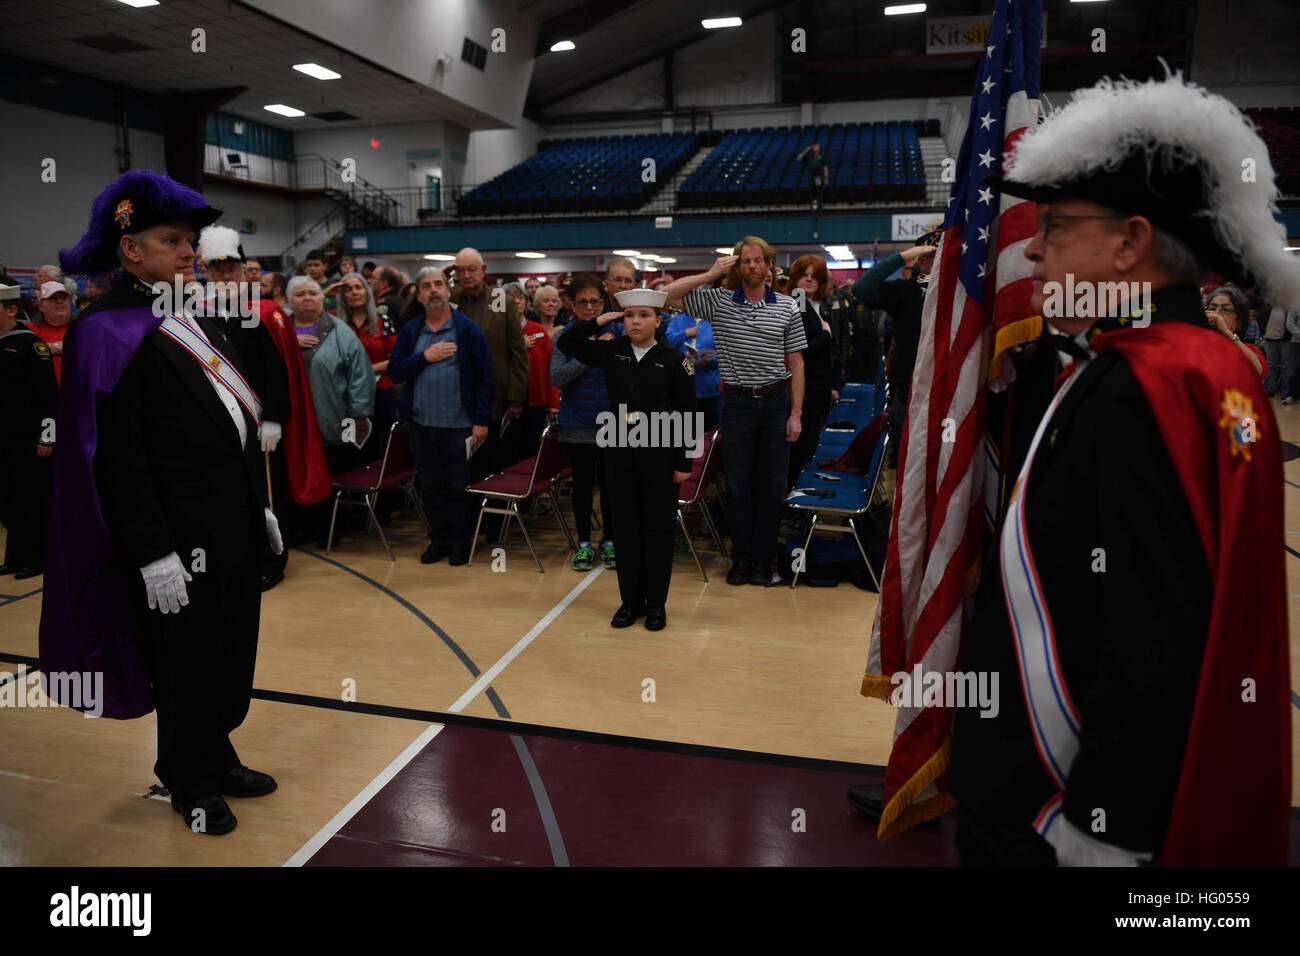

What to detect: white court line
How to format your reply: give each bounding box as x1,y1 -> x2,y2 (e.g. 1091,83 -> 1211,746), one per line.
446,566 -> 606,713
284,566 -> 607,866
283,724 -> 445,867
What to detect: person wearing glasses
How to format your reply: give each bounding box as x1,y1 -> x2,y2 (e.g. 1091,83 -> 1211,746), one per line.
946,74 -> 1292,867
1204,286 -> 1266,380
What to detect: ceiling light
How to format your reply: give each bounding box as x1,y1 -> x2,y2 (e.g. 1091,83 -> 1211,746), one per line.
293,63 -> 342,80
613,249 -> 641,256
550,40 -> 576,52
655,257 -> 677,264
702,17 -> 743,29
424,254 -> 455,261
516,252 -> 546,259
715,247 -> 733,254
823,245 -> 854,261
113,0 -> 160,7
884,4 -> 927,14
1286,246 -> 1300,252
264,104 -> 305,118
642,265 -> 660,272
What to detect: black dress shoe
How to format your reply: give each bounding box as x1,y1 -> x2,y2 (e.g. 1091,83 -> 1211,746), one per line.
0,564 -> 14,575
420,543 -> 450,565
748,562 -> 773,586
847,784 -> 885,820
611,605 -> 645,628
172,793 -> 237,834
725,561 -> 751,586
644,608 -> 667,631
448,550 -> 469,566
13,567 -> 41,580
259,568 -> 285,591
221,765 -> 278,798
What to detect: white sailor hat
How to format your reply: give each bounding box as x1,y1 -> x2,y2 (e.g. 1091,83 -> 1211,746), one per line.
989,69 -> 1300,307
197,224 -> 246,264
0,283 -> 20,301
615,288 -> 667,309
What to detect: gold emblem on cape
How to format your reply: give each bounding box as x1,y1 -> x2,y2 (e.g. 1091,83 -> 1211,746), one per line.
1217,388 -> 1259,462
33,341 -> 51,358
208,355 -> 223,371
114,199 -> 133,229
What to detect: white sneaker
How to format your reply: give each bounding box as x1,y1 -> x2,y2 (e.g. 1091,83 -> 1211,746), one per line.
1284,396 -> 1297,405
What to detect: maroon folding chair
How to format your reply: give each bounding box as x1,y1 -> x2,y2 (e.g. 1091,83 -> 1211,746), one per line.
467,422 -> 574,572
325,422 -> 425,561
676,426 -> 727,581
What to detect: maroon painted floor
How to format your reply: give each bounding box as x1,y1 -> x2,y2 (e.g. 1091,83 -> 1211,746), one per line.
305,722 -> 959,866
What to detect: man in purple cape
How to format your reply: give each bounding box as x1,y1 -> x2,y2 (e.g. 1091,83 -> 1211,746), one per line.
40,169 -> 282,836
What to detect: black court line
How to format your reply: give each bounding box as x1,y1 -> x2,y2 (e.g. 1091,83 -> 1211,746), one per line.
1286,479 -> 1300,491
0,587 -> 42,607
1288,545 -> 1300,561
0,665 -> 28,688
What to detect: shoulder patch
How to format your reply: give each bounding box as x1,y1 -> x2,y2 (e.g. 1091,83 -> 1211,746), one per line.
33,340 -> 51,359
682,354 -> 695,376
1218,388 -> 1260,461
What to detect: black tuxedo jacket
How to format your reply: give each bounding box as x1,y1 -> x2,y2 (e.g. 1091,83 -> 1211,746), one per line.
86,275 -> 267,574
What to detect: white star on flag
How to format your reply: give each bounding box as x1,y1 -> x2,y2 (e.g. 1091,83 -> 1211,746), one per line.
961,241 -> 968,253
987,44 -> 996,57
979,112 -> 996,130
978,149 -> 995,168
977,263 -> 987,278
982,77 -> 996,94
978,225 -> 990,242
977,186 -> 994,205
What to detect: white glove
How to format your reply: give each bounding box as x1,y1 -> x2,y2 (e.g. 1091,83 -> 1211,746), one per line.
265,508 -> 283,555
258,421 -> 282,453
140,552 -> 192,615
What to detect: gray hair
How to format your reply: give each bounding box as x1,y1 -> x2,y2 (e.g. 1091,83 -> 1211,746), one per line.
533,284 -> 560,309
337,273 -> 379,336
1207,285 -> 1251,331
415,265 -> 448,287
285,275 -> 323,300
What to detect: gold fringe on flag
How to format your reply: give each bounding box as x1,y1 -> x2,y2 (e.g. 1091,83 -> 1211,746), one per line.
988,313 -> 1043,379
875,736 -> 958,841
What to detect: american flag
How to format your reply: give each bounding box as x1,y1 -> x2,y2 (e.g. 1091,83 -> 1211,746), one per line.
862,0 -> 1042,840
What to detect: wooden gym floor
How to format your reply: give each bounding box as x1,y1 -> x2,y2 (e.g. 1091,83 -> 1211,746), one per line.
2,401 -> 1298,866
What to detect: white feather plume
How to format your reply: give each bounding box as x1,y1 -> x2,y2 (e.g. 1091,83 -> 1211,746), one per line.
197,224 -> 243,263
1004,70 -> 1300,307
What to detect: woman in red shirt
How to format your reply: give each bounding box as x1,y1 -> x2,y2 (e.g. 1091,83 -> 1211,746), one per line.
507,283 -> 560,458
335,274 -> 398,460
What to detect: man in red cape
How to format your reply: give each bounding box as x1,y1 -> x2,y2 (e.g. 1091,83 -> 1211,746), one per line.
946,72 -> 1294,865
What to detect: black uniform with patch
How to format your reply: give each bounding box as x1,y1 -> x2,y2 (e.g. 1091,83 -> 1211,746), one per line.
82,274 -> 268,803
0,323 -> 58,572
558,318 -> 698,612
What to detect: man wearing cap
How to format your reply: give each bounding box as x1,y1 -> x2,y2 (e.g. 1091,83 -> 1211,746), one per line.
945,73 -> 1292,866
0,283 -> 57,579
31,280 -> 74,385
198,224 -> 330,590
558,288 -> 697,631
39,170 -> 283,836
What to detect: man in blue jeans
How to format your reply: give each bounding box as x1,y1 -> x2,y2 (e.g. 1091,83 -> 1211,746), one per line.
662,237 -> 807,585
388,267 -> 495,565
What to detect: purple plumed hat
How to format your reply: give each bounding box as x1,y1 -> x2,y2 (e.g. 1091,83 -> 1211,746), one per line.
60,169 -> 221,276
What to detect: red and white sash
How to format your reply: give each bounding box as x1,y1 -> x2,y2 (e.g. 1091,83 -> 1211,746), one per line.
158,313 -> 262,427
999,364 -> 1084,841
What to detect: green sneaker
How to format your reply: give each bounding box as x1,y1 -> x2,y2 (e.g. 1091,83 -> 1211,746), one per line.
601,541 -> 616,568
572,545 -> 595,571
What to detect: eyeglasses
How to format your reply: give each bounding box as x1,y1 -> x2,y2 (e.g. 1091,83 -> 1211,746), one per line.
1036,213 -> 1125,240
574,297 -> 603,307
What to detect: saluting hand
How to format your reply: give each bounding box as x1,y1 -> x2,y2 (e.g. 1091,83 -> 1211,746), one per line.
594,311 -> 623,327
709,255 -> 739,280
900,245 -> 937,266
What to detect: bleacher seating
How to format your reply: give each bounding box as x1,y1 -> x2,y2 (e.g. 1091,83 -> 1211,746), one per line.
458,132 -> 700,216
678,120 -> 930,209
1246,108 -> 1300,197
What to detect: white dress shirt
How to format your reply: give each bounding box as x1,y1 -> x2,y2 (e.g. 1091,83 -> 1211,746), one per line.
181,311 -> 247,447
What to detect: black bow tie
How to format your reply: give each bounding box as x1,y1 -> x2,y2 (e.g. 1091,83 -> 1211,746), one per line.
1033,332 -> 1090,362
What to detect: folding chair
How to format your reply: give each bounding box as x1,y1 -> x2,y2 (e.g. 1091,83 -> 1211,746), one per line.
467,422 -> 574,572
326,422 -> 424,561
676,427 -> 727,581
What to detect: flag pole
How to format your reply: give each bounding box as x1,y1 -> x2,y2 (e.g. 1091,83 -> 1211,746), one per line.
265,450 -> 274,514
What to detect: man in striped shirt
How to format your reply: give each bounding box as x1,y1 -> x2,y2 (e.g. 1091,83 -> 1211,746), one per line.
662,236 -> 807,585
